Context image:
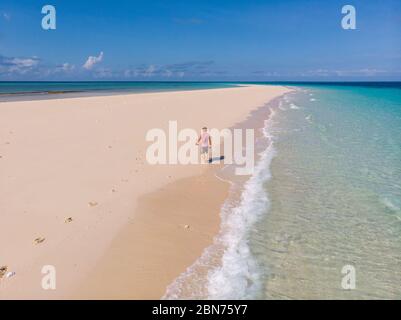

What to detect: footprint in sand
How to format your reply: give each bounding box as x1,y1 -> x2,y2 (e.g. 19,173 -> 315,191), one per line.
0,266 -> 8,279
34,237 -> 45,245
65,217 -> 73,223
88,202 -> 98,207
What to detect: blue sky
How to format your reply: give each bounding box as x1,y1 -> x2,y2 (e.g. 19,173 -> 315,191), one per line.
0,0 -> 400,81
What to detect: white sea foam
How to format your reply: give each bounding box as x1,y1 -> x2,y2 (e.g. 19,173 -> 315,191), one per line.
290,103 -> 300,109
163,102 -> 280,300
278,99 -> 286,111
206,139 -> 275,299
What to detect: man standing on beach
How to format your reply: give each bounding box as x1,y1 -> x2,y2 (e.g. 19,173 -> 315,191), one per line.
196,126 -> 212,164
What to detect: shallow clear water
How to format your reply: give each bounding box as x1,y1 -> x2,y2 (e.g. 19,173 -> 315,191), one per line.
258,85 -> 401,299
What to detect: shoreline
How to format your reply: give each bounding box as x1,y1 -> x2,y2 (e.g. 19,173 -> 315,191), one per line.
162,94 -> 289,299
74,91 -> 293,299
0,85 -> 291,299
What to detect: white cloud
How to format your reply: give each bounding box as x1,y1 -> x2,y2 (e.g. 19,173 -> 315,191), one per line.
122,61 -> 215,79
0,56 -> 40,75
163,69 -> 173,77
144,64 -> 156,77
93,67 -> 113,78
83,51 -> 104,70
58,63 -> 75,73
2,12 -> 11,21
305,68 -> 388,77
10,57 -> 38,68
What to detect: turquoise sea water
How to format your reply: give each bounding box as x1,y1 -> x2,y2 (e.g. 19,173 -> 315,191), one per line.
2,81 -> 399,95
258,85 -> 401,299
0,81 -> 236,101
164,83 -> 401,299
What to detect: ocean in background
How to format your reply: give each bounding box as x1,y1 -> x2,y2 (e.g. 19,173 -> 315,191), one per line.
1,81 -> 400,101
2,81 -> 400,94
0,81 -> 237,101
165,82 -> 401,299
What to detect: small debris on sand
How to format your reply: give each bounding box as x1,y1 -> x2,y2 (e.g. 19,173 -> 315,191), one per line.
88,202 -> 98,207
65,217 -> 73,223
5,271 -> 16,279
111,188 -> 116,193
184,224 -> 190,229
0,266 -> 8,279
34,237 -> 45,245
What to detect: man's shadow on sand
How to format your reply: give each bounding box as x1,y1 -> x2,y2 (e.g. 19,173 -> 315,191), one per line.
208,155 -> 225,163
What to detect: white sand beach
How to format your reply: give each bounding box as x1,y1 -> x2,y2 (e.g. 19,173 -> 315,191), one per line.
0,85 -> 290,299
